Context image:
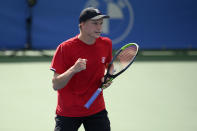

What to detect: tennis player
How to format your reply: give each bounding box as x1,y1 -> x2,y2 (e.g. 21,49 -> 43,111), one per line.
50,7 -> 112,131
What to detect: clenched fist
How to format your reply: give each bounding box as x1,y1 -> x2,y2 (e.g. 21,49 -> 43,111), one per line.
72,58 -> 87,73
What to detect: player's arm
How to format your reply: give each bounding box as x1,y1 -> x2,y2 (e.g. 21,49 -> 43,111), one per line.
52,58 -> 87,91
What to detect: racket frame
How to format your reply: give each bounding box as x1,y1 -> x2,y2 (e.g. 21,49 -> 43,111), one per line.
84,43 -> 139,109
104,43 -> 139,80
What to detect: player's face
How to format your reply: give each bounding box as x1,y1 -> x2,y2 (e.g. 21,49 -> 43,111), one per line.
82,19 -> 103,39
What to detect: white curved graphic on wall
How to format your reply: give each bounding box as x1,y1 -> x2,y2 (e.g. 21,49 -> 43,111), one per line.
84,0 -> 134,45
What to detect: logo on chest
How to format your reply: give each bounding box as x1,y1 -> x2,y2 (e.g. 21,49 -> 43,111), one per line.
101,57 -> 106,63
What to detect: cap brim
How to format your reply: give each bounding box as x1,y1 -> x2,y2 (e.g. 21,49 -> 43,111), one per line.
91,15 -> 110,20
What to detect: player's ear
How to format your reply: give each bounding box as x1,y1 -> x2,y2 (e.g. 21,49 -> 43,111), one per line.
78,23 -> 82,29
80,21 -> 85,25
79,22 -> 85,29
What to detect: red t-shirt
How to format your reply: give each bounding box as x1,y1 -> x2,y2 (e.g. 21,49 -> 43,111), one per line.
50,35 -> 112,117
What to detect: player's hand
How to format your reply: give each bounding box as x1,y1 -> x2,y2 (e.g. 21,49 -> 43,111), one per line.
101,77 -> 112,90
72,58 -> 87,73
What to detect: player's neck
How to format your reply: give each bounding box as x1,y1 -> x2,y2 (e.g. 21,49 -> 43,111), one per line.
78,33 -> 96,45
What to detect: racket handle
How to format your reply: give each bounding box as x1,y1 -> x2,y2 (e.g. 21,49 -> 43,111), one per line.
84,88 -> 102,109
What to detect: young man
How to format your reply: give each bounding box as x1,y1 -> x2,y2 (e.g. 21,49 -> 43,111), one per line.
50,7 -> 112,131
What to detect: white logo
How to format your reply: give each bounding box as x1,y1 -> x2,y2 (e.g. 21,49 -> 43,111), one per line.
94,9 -> 100,13
84,0 -> 134,45
101,57 -> 106,63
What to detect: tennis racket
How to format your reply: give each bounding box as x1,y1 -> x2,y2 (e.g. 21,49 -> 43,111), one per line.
84,43 -> 139,109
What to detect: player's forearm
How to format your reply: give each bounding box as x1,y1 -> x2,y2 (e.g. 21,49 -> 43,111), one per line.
52,58 -> 87,91
52,67 -> 76,91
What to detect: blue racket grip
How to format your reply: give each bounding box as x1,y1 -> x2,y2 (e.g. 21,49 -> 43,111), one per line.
84,88 -> 102,109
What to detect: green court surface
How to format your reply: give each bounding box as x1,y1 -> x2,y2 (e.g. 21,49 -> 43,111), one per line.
0,60 -> 197,131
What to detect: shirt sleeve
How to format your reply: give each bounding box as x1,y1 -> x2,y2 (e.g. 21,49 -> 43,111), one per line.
50,44 -> 66,74
107,39 -> 113,64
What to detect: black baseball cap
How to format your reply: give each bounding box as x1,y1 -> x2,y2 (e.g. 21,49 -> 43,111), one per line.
79,7 -> 110,23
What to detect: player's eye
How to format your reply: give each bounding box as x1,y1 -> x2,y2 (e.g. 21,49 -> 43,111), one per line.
92,21 -> 103,26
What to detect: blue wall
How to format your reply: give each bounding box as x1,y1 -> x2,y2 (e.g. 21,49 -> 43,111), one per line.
0,0 -> 196,50
0,0 -> 27,49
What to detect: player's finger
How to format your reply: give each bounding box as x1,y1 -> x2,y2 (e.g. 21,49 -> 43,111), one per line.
102,80 -> 112,90
81,59 -> 87,64
101,77 -> 104,82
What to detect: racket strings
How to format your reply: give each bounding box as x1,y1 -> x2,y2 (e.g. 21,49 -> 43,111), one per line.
112,45 -> 137,75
